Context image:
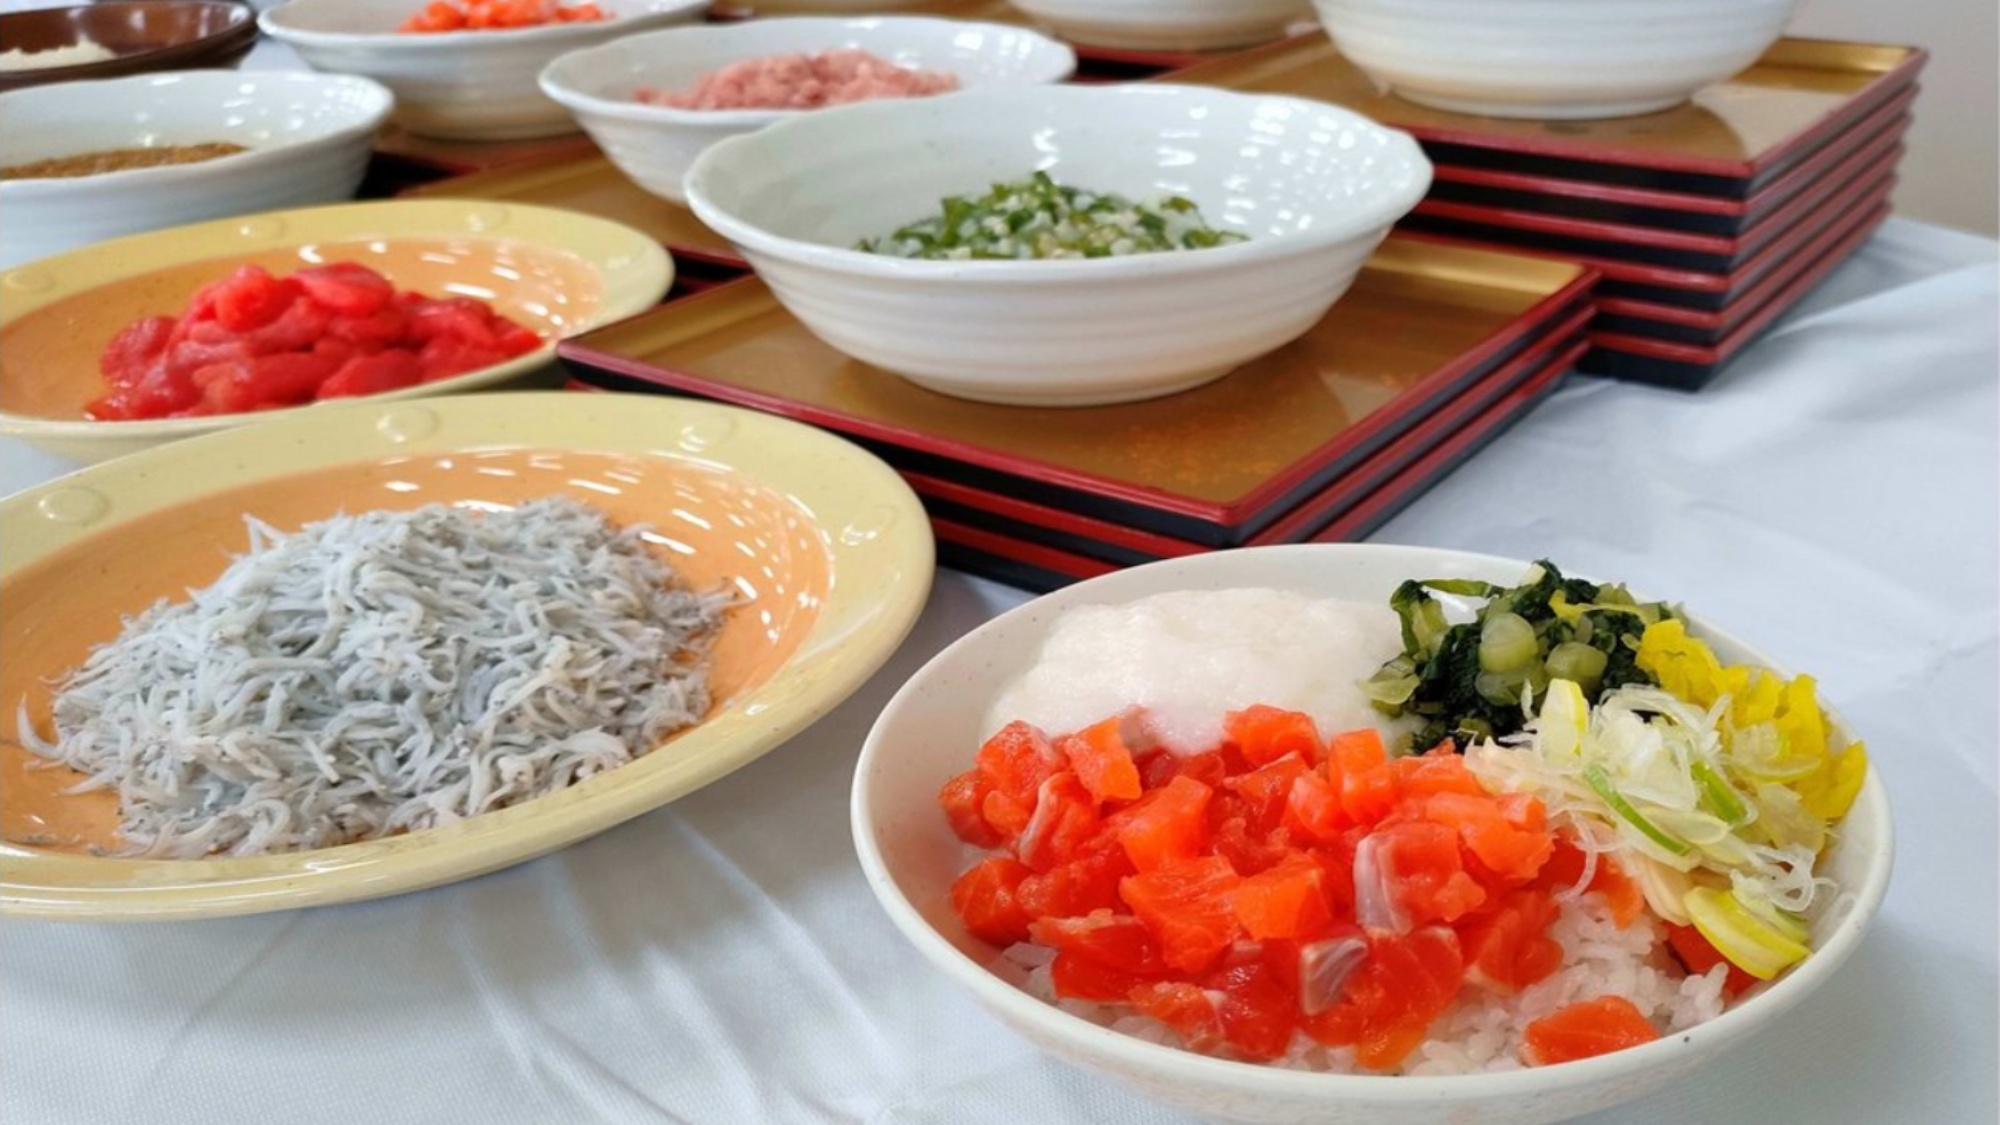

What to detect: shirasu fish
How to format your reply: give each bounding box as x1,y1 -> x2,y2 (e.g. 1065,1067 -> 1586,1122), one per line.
17,497 -> 731,858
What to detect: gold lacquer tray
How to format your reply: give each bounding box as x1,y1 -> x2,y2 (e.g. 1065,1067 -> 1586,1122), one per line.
400,152 -> 745,268
558,236 -> 1595,544
373,124 -> 601,177
1171,33 -> 1924,191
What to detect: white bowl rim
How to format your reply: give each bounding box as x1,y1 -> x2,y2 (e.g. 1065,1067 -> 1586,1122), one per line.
258,0 -> 707,49
538,15 -> 1078,129
850,542 -> 1895,1100
0,70 -> 396,199
683,83 -> 1434,285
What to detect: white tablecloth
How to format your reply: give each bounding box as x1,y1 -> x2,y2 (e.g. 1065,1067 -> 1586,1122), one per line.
3,218 -> 1995,1125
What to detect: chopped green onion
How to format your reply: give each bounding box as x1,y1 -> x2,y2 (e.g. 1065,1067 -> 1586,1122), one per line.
858,175 -> 1245,261
1690,759 -> 1749,825
1584,764 -> 1692,856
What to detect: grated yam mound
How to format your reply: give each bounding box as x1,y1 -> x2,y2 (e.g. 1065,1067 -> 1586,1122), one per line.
19,497 -> 731,858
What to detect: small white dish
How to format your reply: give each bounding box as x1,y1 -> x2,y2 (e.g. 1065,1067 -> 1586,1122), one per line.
0,71 -> 393,269
260,0 -> 706,141
1311,0 -> 1802,119
539,16 -> 1076,206
684,83 -> 1431,408
1007,0 -> 1312,52
852,542 -> 1892,1125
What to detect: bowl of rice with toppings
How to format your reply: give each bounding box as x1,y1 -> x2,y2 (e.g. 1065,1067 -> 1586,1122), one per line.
851,544 -> 1890,1125
538,17 -> 1076,205
0,390 -> 934,920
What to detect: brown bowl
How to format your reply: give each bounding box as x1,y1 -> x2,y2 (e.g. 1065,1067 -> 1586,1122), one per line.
0,2 -> 259,91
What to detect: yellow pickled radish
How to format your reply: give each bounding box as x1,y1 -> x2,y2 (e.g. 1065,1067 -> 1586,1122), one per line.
1685,886 -> 1810,980
1538,678 -> 1590,759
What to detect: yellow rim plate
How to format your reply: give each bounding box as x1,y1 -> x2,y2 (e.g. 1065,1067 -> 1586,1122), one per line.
0,200 -> 672,462
0,390 -> 934,920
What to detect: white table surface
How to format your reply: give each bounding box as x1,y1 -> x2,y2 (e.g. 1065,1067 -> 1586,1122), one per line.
2,198 -> 1996,1125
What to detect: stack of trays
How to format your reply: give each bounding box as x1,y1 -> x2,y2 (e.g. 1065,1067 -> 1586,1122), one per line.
559,237 -> 1596,592
1171,35 -> 1926,390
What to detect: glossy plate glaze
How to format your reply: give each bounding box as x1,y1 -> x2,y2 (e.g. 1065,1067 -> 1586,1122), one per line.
559,236 -> 1593,542
1174,33 -> 1922,188
0,200 -> 671,462
0,391 -> 933,920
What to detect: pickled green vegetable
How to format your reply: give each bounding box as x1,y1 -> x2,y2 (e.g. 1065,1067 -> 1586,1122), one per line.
1478,612 -> 1538,674
1366,560 -> 1680,749
858,171 -> 1246,261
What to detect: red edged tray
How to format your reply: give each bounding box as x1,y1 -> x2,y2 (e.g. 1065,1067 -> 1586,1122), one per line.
1421,86 -> 1916,236
932,341 -> 1581,591
914,315 -> 1590,567
1400,119 -> 1905,272
1591,180 -> 1893,345
556,237 -> 1597,545
1580,199 -> 1892,389
1170,34 -> 1925,197
1403,155 -> 1897,313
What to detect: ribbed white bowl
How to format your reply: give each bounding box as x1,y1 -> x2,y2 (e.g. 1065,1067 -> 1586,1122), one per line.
685,84 -> 1430,407
260,0 -> 706,141
539,17 -> 1075,206
1312,0 -> 1801,119
852,543 -> 1893,1125
0,71 -> 393,269
1008,0 -> 1311,52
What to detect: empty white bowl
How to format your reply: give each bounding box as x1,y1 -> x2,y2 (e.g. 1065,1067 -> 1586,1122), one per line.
260,0 -> 706,141
539,17 -> 1076,206
852,543 -> 1893,1125
684,84 -> 1431,407
1007,0 -> 1312,52
1312,0 -> 1802,120
0,70 -> 393,269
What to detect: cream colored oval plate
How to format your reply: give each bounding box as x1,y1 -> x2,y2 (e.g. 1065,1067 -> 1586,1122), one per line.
0,390 -> 933,920
0,199 -> 672,463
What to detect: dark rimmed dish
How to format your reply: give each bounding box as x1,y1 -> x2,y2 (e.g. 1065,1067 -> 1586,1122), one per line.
0,2 -> 257,91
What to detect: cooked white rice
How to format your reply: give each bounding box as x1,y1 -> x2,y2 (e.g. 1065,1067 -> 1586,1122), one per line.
996,893 -> 1729,1075
18,497 -> 731,859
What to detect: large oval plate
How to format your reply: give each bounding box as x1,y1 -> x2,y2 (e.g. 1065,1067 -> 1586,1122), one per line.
2,390 -> 933,919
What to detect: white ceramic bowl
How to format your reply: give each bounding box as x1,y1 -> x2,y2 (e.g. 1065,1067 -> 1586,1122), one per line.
539,17 -> 1076,206
685,84 -> 1431,407
851,543 -> 1893,1125
259,0 -> 706,141
0,71 -> 393,269
1008,0 -> 1312,52
1311,0 -> 1802,120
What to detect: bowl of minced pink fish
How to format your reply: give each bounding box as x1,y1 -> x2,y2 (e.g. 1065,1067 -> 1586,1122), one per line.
537,16 -> 1075,204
